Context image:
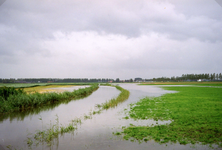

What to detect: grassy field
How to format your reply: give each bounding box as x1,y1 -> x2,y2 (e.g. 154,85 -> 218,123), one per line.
119,85 -> 222,148
140,82 -> 222,86
0,82 -> 94,88
23,85 -> 74,93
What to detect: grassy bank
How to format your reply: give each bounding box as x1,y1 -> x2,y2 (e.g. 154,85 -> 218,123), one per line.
90,85 -> 130,115
120,86 -> 222,147
101,86 -> 130,109
0,84 -> 99,114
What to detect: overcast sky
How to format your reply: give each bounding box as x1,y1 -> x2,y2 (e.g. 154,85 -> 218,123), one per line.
0,0 -> 222,79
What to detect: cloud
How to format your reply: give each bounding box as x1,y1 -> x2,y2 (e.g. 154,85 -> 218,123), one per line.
0,0 -> 222,78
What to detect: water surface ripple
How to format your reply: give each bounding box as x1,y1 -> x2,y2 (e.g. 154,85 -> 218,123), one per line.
0,84 -> 213,150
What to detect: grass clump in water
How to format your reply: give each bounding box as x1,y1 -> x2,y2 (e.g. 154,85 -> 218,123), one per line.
33,116 -> 81,146
119,86 -> 222,147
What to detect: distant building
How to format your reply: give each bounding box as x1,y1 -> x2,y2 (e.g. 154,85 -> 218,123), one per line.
134,77 -> 143,82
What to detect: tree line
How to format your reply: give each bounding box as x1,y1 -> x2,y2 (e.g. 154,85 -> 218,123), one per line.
152,73 -> 222,82
0,73 -> 221,83
0,78 -> 117,83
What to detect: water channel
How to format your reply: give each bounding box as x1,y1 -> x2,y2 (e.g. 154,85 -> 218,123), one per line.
0,84 -> 213,150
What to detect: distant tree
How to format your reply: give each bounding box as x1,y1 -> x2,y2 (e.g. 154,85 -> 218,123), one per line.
171,76 -> 176,81
116,78 -> 120,82
216,74 -> 219,80
213,73 -> 216,80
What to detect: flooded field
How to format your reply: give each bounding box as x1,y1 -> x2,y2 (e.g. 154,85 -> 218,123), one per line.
0,84 -> 214,150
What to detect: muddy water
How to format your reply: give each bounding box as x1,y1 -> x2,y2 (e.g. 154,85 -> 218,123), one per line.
0,84 -> 212,150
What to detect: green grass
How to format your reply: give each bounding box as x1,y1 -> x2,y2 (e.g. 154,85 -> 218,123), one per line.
0,84 -> 99,114
140,82 -> 222,86
119,86 -> 222,147
0,83 -> 96,88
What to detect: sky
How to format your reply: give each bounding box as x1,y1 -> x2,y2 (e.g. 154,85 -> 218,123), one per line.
0,0 -> 222,79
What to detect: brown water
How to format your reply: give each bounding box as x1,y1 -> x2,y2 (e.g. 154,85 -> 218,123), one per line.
0,84 -> 215,150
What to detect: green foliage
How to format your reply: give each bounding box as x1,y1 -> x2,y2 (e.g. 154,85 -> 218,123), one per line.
120,86 -> 222,147
0,86 -> 25,101
0,84 -> 99,114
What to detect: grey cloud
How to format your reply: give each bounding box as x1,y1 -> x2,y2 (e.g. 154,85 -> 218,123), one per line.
1,0 -> 222,41
0,0 -> 222,78
0,0 -> 6,6
215,0 -> 222,7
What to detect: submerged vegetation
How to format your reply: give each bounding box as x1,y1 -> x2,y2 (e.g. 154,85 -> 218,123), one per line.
0,84 -> 99,114
31,116 -> 81,146
119,86 -> 222,147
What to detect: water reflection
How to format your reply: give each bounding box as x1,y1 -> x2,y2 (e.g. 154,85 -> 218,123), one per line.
0,84 -> 214,150
0,86 -> 90,122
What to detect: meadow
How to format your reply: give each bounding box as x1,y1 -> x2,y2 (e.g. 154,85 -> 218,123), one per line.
119,85 -> 222,148
0,82 -> 94,88
140,81 -> 222,86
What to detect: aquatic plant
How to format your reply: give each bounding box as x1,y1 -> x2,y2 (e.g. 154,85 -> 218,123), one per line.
33,116 -> 81,146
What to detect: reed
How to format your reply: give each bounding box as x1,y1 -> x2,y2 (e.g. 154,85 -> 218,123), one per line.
0,84 -> 99,114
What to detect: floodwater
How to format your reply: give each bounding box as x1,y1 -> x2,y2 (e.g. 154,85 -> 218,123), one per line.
0,84 -> 215,150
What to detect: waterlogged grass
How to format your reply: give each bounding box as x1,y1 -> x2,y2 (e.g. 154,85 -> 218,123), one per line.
0,84 -> 99,114
119,86 -> 222,147
28,116 -> 81,147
